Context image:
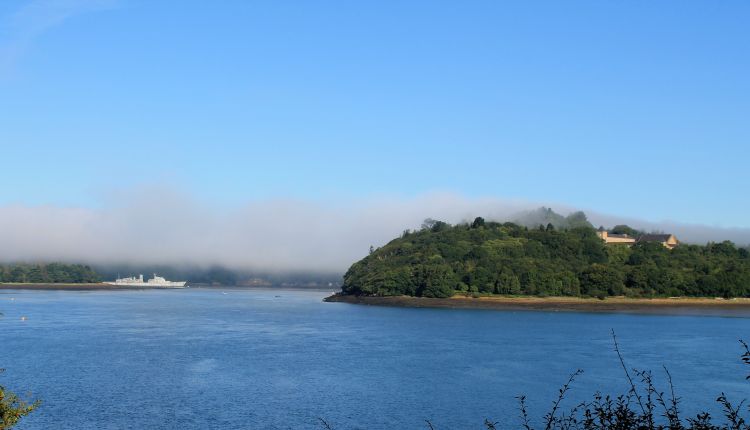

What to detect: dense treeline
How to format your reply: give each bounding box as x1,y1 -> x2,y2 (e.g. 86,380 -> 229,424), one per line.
342,216 -> 750,299
0,263 -> 100,283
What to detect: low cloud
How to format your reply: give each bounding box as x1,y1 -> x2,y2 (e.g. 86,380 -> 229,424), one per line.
0,188 -> 748,273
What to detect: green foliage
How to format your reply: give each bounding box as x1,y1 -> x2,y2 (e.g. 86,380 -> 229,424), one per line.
579,264 -> 625,297
565,211 -> 594,229
342,216 -> 750,298
515,207 -> 595,230
471,217 -> 486,229
610,224 -> 642,237
605,243 -> 632,265
0,369 -> 39,429
0,263 -> 100,283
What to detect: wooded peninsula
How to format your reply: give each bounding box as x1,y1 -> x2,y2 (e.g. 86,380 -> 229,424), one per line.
340,210 -> 750,299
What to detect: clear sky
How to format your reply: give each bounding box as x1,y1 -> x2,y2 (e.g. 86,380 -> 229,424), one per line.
1,0 -> 748,227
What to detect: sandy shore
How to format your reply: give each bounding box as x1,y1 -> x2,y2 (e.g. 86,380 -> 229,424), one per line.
324,294 -> 750,317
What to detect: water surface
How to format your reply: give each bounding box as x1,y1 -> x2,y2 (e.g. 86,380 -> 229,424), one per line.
1,288 -> 749,429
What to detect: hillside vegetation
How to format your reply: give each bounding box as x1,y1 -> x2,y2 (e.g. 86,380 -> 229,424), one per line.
342,214 -> 750,299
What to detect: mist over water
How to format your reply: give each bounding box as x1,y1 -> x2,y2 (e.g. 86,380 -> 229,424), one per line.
0,188 -> 748,273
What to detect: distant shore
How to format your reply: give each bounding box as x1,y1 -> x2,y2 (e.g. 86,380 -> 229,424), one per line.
324,293 -> 750,316
0,283 -> 156,290
0,283 -> 334,291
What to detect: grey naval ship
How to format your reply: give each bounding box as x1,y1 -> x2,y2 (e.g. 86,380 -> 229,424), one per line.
106,274 -> 187,288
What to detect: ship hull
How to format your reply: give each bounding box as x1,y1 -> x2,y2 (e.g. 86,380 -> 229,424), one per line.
104,282 -> 187,288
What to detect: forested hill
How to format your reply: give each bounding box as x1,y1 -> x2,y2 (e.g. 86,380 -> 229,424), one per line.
341,217 -> 750,299
0,263 -> 101,283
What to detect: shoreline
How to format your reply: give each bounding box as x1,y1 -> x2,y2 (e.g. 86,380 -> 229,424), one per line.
324,294 -> 750,316
0,283 -> 333,291
0,283 -> 178,291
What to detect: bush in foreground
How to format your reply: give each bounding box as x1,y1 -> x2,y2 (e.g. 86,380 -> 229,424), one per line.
0,369 -> 39,430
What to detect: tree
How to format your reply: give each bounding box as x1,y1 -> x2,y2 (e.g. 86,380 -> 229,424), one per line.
579,264 -> 625,297
421,218 -> 437,230
416,264 -> 457,298
471,217 -> 486,229
0,369 -> 39,429
565,211 -> 594,229
707,240 -> 739,257
495,271 -> 521,295
611,224 -> 640,237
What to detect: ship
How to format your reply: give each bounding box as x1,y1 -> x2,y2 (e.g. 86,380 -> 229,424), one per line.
105,274 -> 187,288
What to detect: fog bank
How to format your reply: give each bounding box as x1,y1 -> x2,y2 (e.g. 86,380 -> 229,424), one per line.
0,190 -> 748,272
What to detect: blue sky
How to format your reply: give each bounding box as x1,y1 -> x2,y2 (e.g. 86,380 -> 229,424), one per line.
1,0 -> 748,227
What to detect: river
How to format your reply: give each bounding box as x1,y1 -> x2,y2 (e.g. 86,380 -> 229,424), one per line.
1,288 -> 749,429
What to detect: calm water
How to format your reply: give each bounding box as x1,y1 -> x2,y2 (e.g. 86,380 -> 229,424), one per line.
1,288 -> 750,429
